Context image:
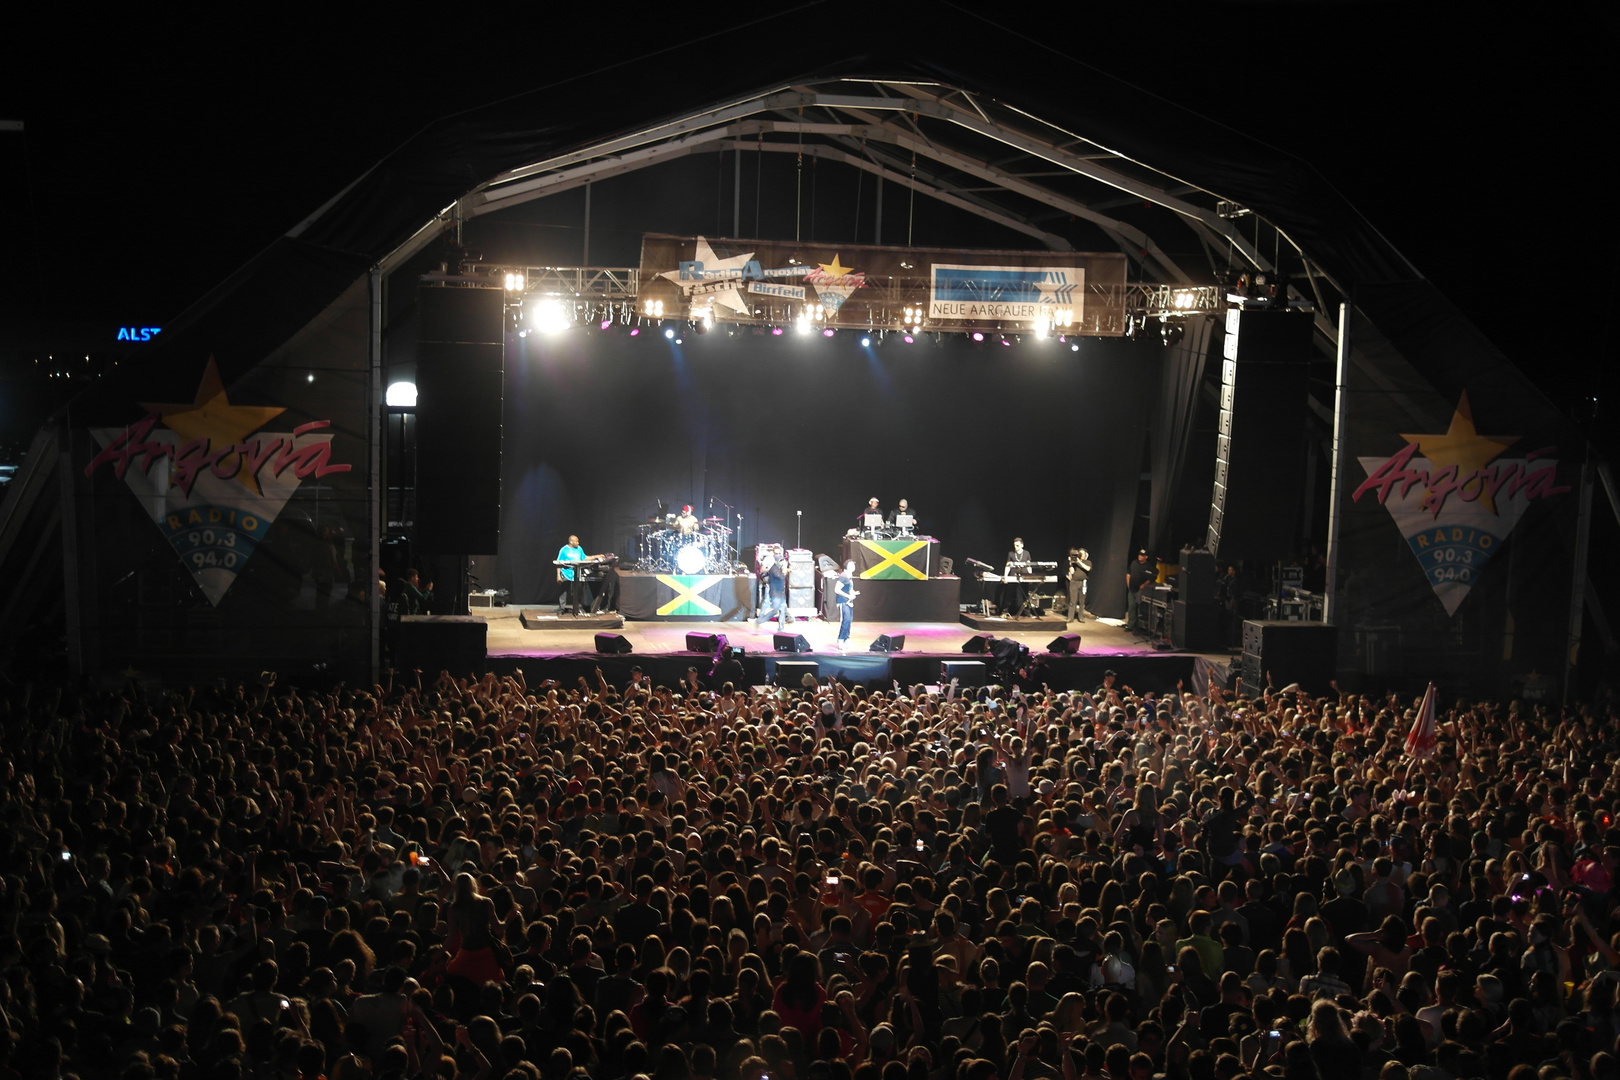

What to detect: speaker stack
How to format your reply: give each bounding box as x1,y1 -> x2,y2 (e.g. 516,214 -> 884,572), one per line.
786,548 -> 816,612
1172,545 -> 1222,651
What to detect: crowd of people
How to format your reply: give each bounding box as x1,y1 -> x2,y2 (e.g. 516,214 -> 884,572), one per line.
2,664 -> 1617,1080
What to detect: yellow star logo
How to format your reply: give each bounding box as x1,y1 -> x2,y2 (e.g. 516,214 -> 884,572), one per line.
1400,391 -> 1518,512
141,357 -> 286,492
816,254 -> 853,278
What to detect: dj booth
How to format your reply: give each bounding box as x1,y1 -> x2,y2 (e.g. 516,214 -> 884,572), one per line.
831,536 -> 958,622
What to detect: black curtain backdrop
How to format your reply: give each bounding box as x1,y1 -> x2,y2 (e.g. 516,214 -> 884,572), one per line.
497,330 -> 1159,617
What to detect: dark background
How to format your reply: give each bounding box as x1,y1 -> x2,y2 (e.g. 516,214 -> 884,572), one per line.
3,3 -> 1614,434
496,328 -> 1159,614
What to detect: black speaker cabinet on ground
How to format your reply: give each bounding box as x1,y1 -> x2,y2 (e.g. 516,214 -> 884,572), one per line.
594,633 -> 632,654
941,660 -> 987,686
686,632 -> 725,653
1179,546 -> 1218,604
774,633 -> 812,653
398,616 -> 487,675
776,660 -> 819,685
1047,633 -> 1081,654
868,634 -> 905,653
961,633 -> 994,653
1240,620 -> 1338,694
1172,601 -> 1222,651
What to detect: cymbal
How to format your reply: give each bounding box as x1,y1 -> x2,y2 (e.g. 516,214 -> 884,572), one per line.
703,516 -> 726,523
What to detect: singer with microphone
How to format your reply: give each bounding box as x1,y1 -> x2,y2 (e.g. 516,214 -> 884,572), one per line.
835,560 -> 858,650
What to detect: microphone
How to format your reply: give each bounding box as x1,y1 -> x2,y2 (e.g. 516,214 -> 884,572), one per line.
709,497 -> 714,508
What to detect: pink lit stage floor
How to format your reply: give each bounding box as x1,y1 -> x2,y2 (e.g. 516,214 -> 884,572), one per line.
476,608 -> 1234,693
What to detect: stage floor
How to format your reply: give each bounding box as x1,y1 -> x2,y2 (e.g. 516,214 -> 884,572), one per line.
465,607 -> 1235,693
480,607 -> 1224,661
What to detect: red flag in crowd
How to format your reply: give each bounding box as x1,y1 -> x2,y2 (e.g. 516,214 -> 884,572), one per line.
1404,681 -> 1438,760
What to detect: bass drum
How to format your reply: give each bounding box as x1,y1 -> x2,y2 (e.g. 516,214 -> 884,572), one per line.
668,535 -> 713,575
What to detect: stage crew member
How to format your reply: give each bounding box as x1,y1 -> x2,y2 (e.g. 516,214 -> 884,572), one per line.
1067,548 -> 1092,622
1126,548 -> 1156,629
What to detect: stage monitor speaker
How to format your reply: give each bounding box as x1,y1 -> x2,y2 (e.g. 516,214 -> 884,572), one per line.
1179,546 -> 1218,604
774,633 -> 812,653
940,660 -> 987,686
1047,633 -> 1081,654
415,287 -> 505,554
1172,601 -> 1222,651
1239,619 -> 1338,695
594,633 -> 633,654
776,660 -> 819,685
868,634 -> 906,653
961,633 -> 995,653
686,632 -> 725,653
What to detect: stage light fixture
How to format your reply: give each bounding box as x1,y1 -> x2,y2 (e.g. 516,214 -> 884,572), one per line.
972,332 -> 985,342
599,319 -> 612,331
771,327 -> 784,336
642,299 -> 666,319
901,304 -> 925,334
1159,316 -> 1184,346
385,381 -> 417,407
1033,313 -> 1051,339
860,336 -> 871,346
1071,343 -> 1080,352
663,327 -> 676,339
629,327 -> 640,336
530,298 -> 572,335
1172,289 -> 1197,311
822,328 -> 835,338
503,272 -> 526,291
903,334 -> 914,344
999,336 -> 1011,347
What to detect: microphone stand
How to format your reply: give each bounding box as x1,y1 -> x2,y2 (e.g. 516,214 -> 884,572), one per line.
796,510 -> 802,550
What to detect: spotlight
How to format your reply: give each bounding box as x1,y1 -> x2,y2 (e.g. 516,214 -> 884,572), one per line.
1159,316 -> 1184,346
518,329 -> 530,338
385,381 -> 417,407
903,334 -> 914,344
1033,313 -> 1052,339
642,299 -> 666,318
1172,289 -> 1197,311
860,336 -> 871,347
972,332 -> 984,342
999,336 -> 1011,347
822,328 -> 835,338
529,298 -> 572,335
663,327 -> 676,339
599,319 -> 612,331
629,328 -> 641,337
771,327 -> 784,336
1071,344 -> 1079,352
503,272 -> 526,292
796,316 -> 813,335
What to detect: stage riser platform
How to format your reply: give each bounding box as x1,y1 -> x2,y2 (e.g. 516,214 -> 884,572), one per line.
960,612 -> 1067,631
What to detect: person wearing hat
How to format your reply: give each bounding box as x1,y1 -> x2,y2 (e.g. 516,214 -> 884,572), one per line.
674,505 -> 700,534
1126,549 -> 1156,630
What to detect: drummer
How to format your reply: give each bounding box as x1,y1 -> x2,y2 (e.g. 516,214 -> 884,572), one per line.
674,505 -> 701,534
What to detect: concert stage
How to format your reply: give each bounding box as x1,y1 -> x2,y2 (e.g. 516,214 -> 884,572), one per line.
472,608 -> 1232,694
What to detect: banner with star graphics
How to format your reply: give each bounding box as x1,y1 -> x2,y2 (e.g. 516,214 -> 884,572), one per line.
1350,391 -> 1566,617
638,234 -> 1128,335
83,358 -> 354,607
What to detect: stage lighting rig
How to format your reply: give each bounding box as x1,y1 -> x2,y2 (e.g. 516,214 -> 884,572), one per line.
1159,315 -> 1185,346
503,272 -> 526,291
529,297 -> 573,335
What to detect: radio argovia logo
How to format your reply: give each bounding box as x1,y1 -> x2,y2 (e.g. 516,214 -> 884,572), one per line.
85,358 -> 352,605
1352,392 -> 1566,615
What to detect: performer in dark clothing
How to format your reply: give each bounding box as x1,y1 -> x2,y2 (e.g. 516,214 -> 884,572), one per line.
835,561 -> 858,649
856,497 -> 884,534
756,551 -> 790,629
998,538 -> 1032,618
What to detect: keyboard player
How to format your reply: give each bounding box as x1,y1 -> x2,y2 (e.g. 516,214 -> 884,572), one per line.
998,538 -> 1033,618
556,535 -> 592,614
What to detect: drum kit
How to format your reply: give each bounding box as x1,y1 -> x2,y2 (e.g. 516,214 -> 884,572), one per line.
637,514 -> 737,574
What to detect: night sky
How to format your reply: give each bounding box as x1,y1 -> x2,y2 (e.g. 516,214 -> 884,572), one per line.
3,4 -> 1614,443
